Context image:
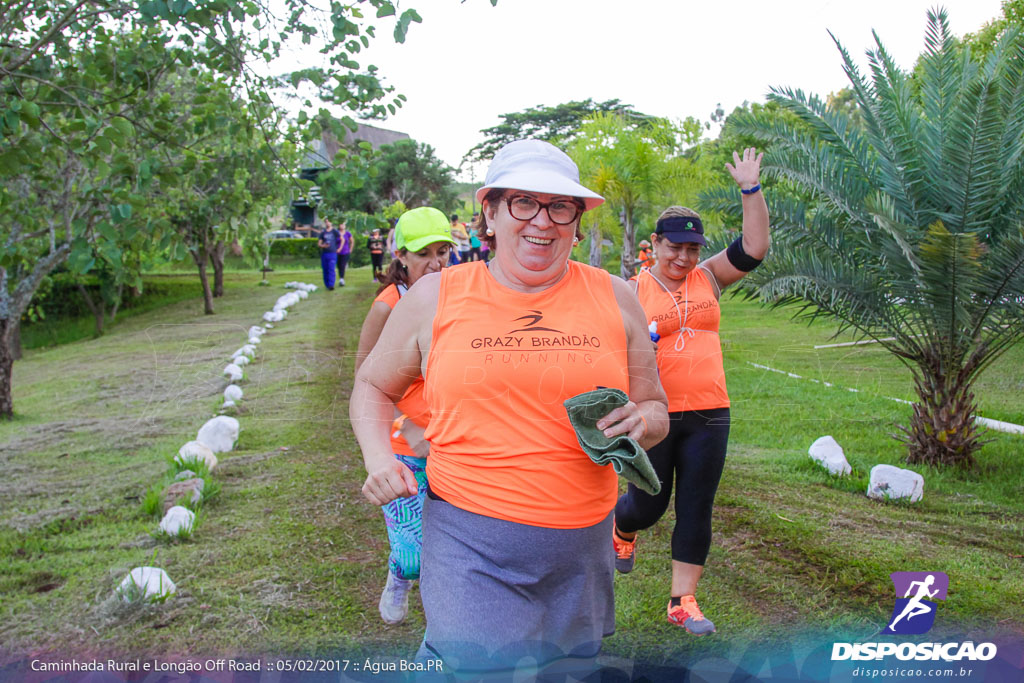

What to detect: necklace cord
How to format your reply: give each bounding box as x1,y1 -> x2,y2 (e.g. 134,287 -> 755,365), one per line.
644,268 -> 695,351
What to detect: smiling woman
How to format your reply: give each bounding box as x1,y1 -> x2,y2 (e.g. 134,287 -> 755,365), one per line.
350,139 -> 669,675
612,147 -> 770,636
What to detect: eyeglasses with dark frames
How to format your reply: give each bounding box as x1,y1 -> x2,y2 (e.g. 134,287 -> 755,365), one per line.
505,194 -> 583,225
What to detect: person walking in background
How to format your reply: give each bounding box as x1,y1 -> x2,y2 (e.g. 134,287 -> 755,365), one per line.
474,212 -> 489,262
386,220 -> 398,259
451,214 -> 470,265
367,228 -> 386,281
637,239 -> 653,272
351,139 -> 668,675
336,221 -> 353,286
317,219 -> 342,290
354,207 -> 456,625
469,225 -> 482,261
612,148 -> 770,636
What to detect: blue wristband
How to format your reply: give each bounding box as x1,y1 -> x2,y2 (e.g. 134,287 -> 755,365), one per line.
740,183 -> 761,195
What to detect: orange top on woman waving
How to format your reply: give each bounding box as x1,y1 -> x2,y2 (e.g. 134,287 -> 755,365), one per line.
614,148 -> 770,638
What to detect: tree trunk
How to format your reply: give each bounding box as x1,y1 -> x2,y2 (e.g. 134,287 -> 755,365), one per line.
109,282 -> 123,324
197,257 -> 214,315
0,317 -> 15,419
11,322 -> 21,361
190,224 -> 215,315
191,245 -> 215,315
77,283 -> 105,335
588,224 -> 603,268
620,208 -> 636,280
899,351 -> 984,468
211,241 -> 226,298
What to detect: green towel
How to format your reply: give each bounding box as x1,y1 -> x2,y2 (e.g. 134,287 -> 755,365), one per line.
564,388 -> 661,496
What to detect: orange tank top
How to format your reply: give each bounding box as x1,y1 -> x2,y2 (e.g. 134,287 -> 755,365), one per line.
373,284 -> 430,457
424,261 -> 628,529
636,267 -> 729,412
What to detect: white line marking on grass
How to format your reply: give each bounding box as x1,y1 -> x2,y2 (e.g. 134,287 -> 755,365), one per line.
814,334 -> 926,349
814,337 -> 898,349
745,362 -> 1022,435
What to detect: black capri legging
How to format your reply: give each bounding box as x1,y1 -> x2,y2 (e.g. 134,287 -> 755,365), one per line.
614,408 -> 730,566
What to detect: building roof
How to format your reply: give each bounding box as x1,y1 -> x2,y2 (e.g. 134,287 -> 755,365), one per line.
300,122 -> 410,171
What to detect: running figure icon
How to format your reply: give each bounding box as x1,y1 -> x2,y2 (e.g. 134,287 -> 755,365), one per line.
888,574 -> 939,631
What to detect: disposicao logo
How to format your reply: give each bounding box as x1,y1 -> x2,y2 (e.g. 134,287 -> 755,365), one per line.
884,571 -> 948,635
831,571 -> 998,662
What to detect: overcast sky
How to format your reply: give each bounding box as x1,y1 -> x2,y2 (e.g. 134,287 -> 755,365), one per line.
279,0 -> 1003,179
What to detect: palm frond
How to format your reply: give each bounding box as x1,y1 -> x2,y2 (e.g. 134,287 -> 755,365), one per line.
767,85 -> 877,182
863,31 -> 929,225
919,8 -> 961,203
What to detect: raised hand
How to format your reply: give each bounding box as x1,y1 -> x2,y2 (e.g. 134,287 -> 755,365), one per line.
725,147 -> 763,191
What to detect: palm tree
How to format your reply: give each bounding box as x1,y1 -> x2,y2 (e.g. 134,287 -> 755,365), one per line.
720,9 -> 1024,468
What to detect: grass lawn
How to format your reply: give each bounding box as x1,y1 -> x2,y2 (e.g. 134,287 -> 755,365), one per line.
1,264 -> 1021,678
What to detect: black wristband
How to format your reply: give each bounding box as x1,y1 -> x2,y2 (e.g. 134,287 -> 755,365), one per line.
726,236 -> 763,272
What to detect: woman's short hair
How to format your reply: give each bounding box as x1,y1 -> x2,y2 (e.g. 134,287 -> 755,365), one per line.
657,206 -> 701,222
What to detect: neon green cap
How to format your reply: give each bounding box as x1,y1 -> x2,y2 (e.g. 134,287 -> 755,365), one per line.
396,207 -> 457,252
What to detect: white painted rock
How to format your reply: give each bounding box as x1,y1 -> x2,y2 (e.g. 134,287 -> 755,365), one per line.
197,416 -> 239,454
247,336 -> 261,345
296,289 -> 309,299
867,464 -> 924,502
273,294 -> 299,311
262,310 -> 284,323
176,441 -> 217,470
233,355 -> 250,366
223,363 -> 243,381
808,435 -> 852,476
224,385 -> 243,402
231,346 -> 254,360
117,567 -> 176,603
248,326 -> 266,338
221,400 -> 236,409
159,506 -> 195,537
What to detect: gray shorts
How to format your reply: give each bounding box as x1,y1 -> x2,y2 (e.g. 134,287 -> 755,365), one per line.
418,495 -> 615,673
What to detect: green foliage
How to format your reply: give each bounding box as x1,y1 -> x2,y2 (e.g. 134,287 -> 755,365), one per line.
963,0 -> 1024,57
141,486 -> 164,520
20,276 -> 198,350
725,9 -> 1024,467
568,113 -> 711,277
269,238 -> 321,259
25,272 -> 186,324
464,98 -> 654,163
0,0 -> 450,415
318,139 -> 457,216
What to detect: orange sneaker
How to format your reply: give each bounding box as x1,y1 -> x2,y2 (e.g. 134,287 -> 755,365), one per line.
612,522 -> 636,574
667,595 -> 716,635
